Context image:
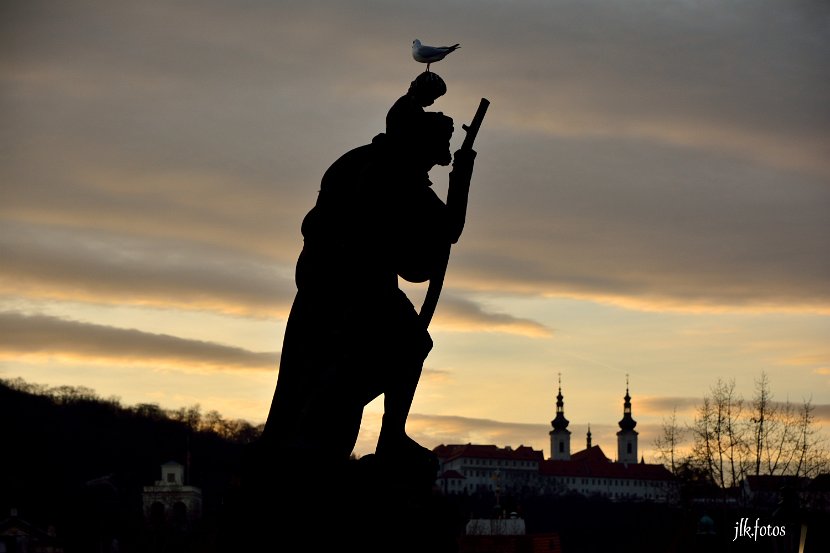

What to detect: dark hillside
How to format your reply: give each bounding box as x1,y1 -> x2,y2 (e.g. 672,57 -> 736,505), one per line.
0,379 -> 255,551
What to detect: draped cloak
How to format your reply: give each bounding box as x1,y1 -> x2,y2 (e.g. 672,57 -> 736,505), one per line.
262,133 -> 455,456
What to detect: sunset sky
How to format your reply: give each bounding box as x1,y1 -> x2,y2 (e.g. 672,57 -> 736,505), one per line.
3,0 -> 829,460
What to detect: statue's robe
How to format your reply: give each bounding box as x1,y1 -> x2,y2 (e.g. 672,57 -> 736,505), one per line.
262,133 -> 453,458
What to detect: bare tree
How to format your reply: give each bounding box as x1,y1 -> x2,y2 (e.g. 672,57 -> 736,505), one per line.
791,399 -> 830,478
718,379 -> 749,486
49,384 -> 98,404
690,379 -> 749,487
690,395 -> 722,486
201,409 -> 226,434
751,388 -> 828,478
689,373 -> 829,488
750,372 -> 774,476
654,407 -> 684,475
170,403 -> 202,431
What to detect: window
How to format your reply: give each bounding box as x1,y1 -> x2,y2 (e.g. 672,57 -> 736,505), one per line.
627,443 -> 632,454
150,502 -> 165,525
559,442 -> 564,453
166,473 -> 176,483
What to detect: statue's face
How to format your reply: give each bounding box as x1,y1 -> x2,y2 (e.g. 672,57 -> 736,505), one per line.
419,128 -> 452,167
423,117 -> 453,167
434,138 -> 452,166
413,88 -> 437,108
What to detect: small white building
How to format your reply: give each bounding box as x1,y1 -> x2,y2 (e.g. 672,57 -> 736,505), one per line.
142,461 -> 202,526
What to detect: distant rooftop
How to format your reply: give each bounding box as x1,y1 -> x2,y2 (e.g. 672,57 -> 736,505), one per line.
541,446 -> 674,481
433,443 -> 544,463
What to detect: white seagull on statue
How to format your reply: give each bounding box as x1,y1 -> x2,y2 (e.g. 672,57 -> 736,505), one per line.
412,39 -> 460,71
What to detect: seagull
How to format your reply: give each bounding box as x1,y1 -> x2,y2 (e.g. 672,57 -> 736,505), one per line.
412,39 -> 460,72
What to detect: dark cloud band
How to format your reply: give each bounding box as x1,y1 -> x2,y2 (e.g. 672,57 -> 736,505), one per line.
0,311 -> 279,371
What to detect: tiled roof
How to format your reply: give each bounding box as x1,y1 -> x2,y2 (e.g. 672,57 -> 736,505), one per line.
541,446 -> 674,481
433,443 -> 544,463
569,445 -> 610,464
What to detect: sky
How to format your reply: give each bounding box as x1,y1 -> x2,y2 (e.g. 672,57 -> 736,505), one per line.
2,0 -> 829,461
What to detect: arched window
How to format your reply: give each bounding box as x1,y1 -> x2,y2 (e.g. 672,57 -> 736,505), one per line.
173,501 -> 187,525
150,502 -> 165,526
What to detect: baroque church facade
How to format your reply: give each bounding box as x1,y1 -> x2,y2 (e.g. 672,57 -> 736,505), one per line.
435,381 -> 677,503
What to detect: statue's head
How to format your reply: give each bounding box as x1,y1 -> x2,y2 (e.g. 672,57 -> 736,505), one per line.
408,72 -> 447,107
386,95 -> 453,168
387,110 -> 454,167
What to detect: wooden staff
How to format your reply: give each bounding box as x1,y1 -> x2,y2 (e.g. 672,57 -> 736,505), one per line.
420,98 -> 489,327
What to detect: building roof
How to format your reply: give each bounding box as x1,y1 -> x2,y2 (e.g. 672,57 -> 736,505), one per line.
570,445 -> 611,464
541,446 -> 674,481
433,444 -> 544,463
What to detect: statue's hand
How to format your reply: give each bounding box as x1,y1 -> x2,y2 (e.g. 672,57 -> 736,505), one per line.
450,148 -> 476,185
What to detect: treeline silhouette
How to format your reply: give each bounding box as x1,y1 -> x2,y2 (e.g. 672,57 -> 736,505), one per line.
0,377 -> 259,550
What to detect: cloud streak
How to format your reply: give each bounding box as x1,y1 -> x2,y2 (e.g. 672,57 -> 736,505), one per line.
638,396 -> 701,415
637,396 -> 830,432
0,311 -> 279,371
0,222 -> 297,318
434,294 -> 552,337
0,222 -> 554,335
353,411 -> 552,456
354,412 -> 673,460
406,413 -> 550,447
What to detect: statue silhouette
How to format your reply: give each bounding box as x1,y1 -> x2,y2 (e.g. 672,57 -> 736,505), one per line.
260,73 -> 476,466
225,74 -> 482,552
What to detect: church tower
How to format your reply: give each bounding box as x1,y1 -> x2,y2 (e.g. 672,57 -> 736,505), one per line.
549,375 -> 571,460
616,375 -> 638,464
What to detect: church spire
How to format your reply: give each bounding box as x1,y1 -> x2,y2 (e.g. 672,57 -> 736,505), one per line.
616,375 -> 639,464
551,373 -> 570,431
618,374 -> 637,431
586,424 -> 592,448
549,373 -> 572,460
